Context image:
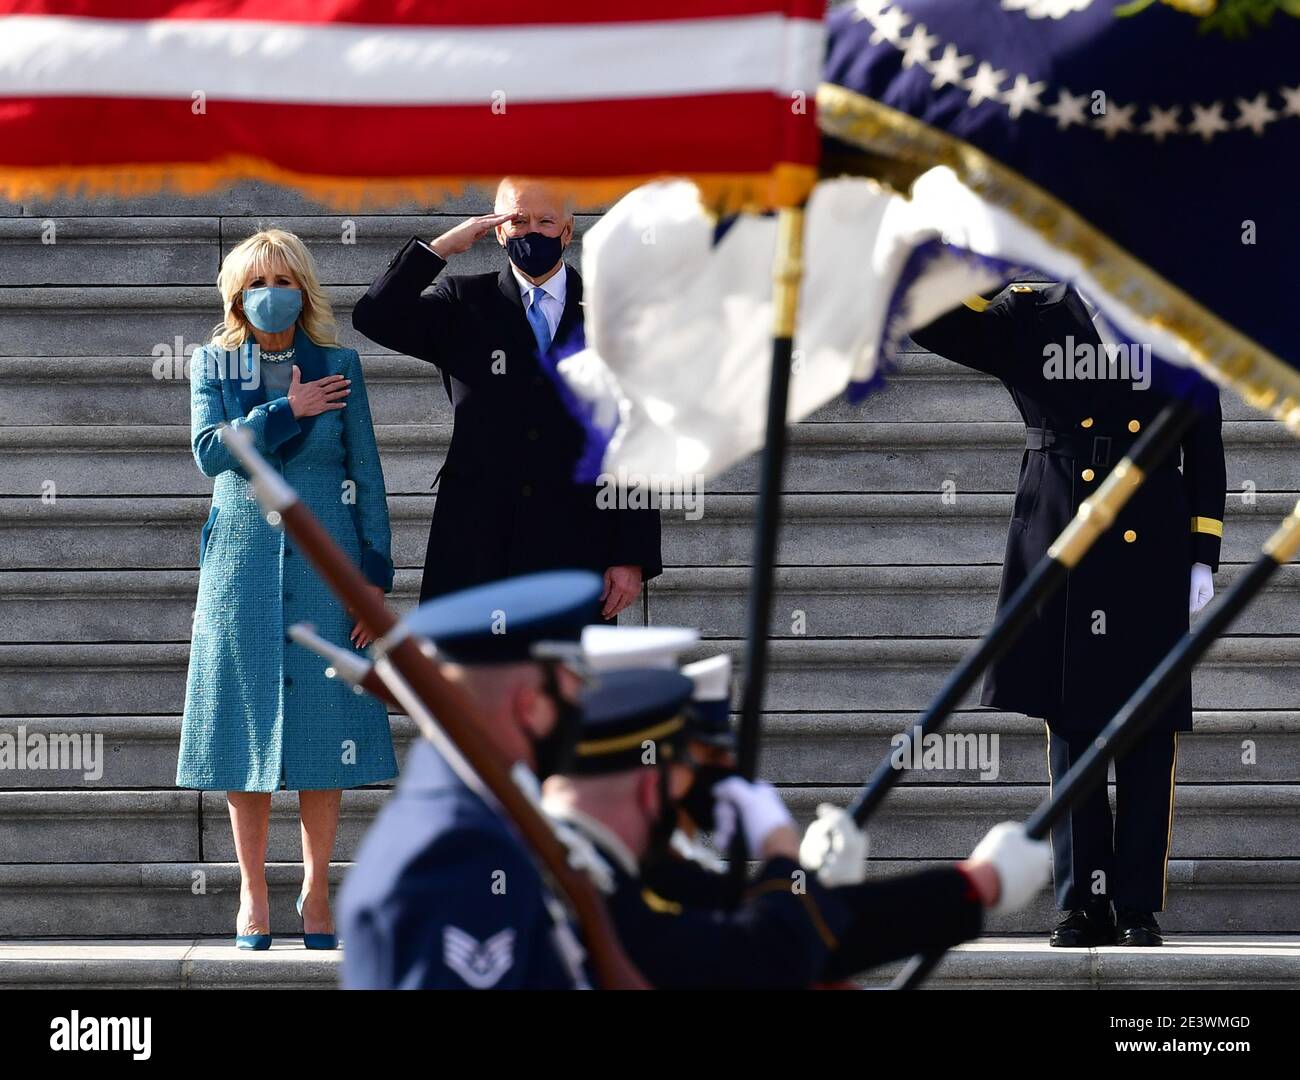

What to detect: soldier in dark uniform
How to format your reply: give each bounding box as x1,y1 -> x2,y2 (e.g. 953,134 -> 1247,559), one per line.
337,570 -> 605,990
911,281 -> 1227,948
352,178 -> 662,612
542,669 -> 1050,988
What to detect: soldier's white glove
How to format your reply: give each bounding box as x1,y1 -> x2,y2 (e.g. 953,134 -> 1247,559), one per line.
799,803 -> 869,886
969,821 -> 1051,915
711,777 -> 795,857
1190,562 -> 1214,615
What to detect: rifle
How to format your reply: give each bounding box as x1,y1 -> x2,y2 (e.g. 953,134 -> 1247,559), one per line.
890,500 -> 1300,989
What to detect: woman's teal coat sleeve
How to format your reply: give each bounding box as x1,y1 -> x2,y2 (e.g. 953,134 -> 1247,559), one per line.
340,349 -> 395,592
189,345 -> 301,478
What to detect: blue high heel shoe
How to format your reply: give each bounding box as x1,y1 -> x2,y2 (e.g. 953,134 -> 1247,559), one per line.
297,892 -> 338,951
235,913 -> 272,951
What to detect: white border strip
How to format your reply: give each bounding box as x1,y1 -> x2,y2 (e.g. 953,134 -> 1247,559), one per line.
0,14 -> 824,105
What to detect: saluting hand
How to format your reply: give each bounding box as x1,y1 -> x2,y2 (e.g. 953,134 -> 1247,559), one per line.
287,365 -> 350,419
430,212 -> 516,259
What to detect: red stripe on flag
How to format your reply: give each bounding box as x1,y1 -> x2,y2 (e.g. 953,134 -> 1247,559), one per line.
0,1 -> 827,26
0,94 -> 820,176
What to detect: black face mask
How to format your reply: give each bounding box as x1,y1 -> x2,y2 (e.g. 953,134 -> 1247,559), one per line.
677,763 -> 737,833
533,664 -> 581,780
506,232 -> 564,278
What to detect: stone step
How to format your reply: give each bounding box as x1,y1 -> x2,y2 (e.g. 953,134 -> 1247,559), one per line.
0,215 -> 594,287
758,711 -> 1300,786
0,351 -> 1273,429
852,351 -> 1275,424
783,785 -> 1300,862
0,420 -> 1285,496
4,492 -> 1293,571
0,285 -> 372,359
0,183 -> 490,218
0,860 -> 1293,938
7,562 -> 1298,644
0,862 -> 350,938
3,784 -> 1296,865
0,354 -> 444,427
0,939 -> 339,990
646,564 -> 1300,639
1,711 -> 1295,790
882,936 -> 1300,991
3,636 -> 1297,717
0,936 -> 1295,990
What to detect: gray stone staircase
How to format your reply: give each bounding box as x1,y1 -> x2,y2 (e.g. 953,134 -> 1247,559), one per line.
1,184 -> 1297,989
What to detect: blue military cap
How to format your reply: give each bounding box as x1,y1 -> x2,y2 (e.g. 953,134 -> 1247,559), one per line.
401,570 -> 604,664
570,669 -> 694,776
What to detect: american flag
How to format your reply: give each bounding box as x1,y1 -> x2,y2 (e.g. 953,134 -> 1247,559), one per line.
0,1 -> 824,208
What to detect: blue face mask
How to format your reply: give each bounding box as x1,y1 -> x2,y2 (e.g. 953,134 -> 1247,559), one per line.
242,286 -> 302,333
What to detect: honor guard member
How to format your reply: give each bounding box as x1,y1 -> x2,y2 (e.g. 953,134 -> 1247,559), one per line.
338,570 -> 604,990
588,653 -> 1051,976
541,670 -> 1051,989
912,281 -> 1227,949
582,638 -> 740,896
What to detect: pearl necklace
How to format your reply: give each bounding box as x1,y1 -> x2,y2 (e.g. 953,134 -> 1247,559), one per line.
261,345 -> 296,364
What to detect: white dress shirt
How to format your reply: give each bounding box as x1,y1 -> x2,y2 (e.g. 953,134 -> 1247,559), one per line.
512,262 -> 567,340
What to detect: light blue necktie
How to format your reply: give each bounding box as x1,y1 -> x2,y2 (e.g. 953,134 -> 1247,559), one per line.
525,287 -> 552,354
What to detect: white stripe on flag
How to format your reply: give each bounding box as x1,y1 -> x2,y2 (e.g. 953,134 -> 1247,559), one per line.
0,14 -> 824,104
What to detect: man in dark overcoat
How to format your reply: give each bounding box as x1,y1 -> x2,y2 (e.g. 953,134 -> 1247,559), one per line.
912,281 -> 1226,947
352,178 -> 662,615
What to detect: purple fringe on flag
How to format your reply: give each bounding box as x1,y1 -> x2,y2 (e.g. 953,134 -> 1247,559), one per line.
846,238 -> 1033,403
532,324 -> 616,485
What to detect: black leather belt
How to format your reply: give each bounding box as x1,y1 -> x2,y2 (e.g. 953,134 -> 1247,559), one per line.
1025,427 -> 1135,468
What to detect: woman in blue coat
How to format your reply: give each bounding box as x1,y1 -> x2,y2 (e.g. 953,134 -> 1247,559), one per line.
178,228 -> 397,950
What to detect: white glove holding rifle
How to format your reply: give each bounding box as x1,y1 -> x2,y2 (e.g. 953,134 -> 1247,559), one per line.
964,821 -> 1051,914
711,777 -> 798,860
799,803 -> 870,886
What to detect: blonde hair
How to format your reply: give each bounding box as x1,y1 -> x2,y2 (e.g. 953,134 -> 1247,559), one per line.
211,228 -> 338,349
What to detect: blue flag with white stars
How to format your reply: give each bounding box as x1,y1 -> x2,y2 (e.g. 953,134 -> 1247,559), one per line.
821,0 -> 1300,410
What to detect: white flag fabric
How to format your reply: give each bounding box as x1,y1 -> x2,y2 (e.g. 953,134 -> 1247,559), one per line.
555,168 -> 1217,487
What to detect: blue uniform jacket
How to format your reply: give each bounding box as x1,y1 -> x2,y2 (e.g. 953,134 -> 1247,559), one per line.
338,741 -> 576,990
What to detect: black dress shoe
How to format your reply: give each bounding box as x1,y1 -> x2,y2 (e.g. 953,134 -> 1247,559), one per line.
1049,904 -> 1117,947
1116,908 -> 1163,947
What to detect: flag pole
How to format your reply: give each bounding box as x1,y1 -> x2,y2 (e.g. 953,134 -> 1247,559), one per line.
843,399 -> 1196,830
730,204 -> 806,880
891,498 -> 1300,990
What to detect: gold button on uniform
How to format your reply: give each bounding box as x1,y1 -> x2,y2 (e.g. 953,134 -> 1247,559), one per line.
1128,419 -> 1141,433
1123,529 -> 1137,543
1082,468 -> 1095,481
1080,417 -> 1094,429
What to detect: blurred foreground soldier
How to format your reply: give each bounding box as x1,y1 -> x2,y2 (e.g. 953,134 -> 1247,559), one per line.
338,571 -> 602,990
352,178 -> 662,614
542,670 -> 1051,989
912,282 -> 1226,948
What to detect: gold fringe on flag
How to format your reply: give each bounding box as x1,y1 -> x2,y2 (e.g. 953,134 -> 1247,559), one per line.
0,156 -> 817,215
